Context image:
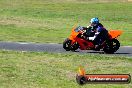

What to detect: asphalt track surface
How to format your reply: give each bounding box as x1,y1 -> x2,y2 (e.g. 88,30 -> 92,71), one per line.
0,41 -> 132,57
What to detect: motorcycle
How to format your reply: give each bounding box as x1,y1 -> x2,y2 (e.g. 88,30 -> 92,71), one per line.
63,26 -> 122,54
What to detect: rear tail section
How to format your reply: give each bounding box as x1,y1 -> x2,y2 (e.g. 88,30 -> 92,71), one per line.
108,30 -> 123,39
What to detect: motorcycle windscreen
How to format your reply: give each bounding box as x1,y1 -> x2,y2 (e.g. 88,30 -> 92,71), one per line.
108,30 -> 122,39
69,28 -> 79,41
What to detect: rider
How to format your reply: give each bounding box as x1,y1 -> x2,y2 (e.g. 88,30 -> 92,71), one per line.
83,17 -> 108,50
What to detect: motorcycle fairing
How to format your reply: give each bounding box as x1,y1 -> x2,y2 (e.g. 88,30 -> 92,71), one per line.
109,30 -> 122,39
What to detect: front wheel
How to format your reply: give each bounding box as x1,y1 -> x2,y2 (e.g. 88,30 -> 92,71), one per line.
70,42 -> 79,51
103,39 -> 120,54
63,38 -> 71,51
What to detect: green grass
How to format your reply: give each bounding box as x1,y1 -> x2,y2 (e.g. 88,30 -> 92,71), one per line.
0,0 -> 132,45
0,0 -> 132,88
0,50 -> 132,88
0,1 -> 132,88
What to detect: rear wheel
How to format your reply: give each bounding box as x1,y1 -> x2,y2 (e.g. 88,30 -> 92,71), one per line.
103,39 -> 120,54
63,38 -> 71,51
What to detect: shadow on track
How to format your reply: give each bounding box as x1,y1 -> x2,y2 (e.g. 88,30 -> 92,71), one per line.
88,52 -> 131,54
85,51 -> 132,55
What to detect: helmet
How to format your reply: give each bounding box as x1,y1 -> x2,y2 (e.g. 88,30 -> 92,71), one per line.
90,17 -> 99,24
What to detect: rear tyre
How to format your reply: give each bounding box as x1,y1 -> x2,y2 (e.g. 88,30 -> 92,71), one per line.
63,38 -> 71,51
111,39 -> 120,52
103,39 -> 120,54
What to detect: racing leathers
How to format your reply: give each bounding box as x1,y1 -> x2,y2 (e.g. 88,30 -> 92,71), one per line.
83,23 -> 108,48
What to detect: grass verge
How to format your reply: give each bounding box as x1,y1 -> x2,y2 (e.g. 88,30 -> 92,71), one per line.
0,50 -> 132,88
0,0 -> 132,45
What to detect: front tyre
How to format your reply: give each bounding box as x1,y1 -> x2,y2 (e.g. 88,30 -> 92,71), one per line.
70,42 -> 79,51
103,39 -> 120,54
63,38 -> 71,51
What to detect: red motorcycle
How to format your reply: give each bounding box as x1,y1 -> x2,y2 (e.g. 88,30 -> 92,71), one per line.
63,26 -> 122,54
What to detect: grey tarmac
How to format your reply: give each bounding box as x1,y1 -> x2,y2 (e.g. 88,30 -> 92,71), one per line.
0,41 -> 132,57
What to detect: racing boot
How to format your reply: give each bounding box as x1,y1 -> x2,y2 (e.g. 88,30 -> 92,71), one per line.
94,45 -> 101,51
